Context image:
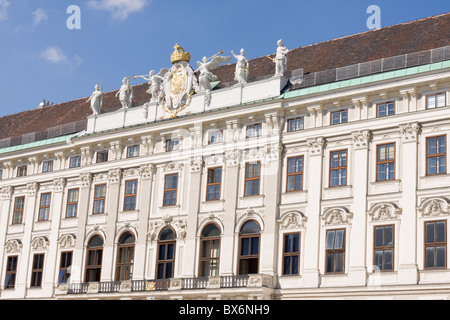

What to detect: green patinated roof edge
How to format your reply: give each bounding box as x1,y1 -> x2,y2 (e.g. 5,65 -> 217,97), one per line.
1,60 -> 449,155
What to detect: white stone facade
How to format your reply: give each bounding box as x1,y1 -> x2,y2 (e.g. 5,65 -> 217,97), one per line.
0,57 -> 449,300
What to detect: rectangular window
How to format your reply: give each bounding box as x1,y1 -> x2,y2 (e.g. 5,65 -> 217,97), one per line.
163,174 -> 178,206
66,189 -> 79,218
93,184 -> 106,214
69,156 -> 81,168
330,110 -> 348,125
373,225 -> 394,272
38,193 -> 51,221
127,145 -> 139,158
286,156 -> 303,192
58,251 -> 73,284
330,150 -> 347,187
426,93 -> 446,109
206,167 -> 222,201
325,229 -> 345,274
287,117 -> 304,132
208,130 -> 223,145
96,151 -> 109,163
377,143 -> 395,181
124,180 -> 137,211
282,233 -> 300,276
31,254 -> 45,288
244,162 -> 261,197
246,124 -> 262,138
427,135 -> 446,175
17,166 -> 27,177
12,197 -> 25,225
425,220 -> 446,269
376,101 -> 395,117
4,256 -> 18,289
42,161 -> 53,173
166,139 -> 179,152
0,169 -> 3,180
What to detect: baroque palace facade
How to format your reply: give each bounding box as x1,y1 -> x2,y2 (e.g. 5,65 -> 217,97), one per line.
0,13 -> 449,300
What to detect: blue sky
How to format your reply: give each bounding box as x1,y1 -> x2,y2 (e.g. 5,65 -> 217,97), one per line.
0,0 -> 448,117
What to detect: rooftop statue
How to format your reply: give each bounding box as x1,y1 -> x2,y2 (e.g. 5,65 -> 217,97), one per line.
275,39 -> 288,77
116,77 -> 134,109
86,84 -> 103,115
194,51 -> 231,106
231,48 -> 249,85
134,69 -> 168,103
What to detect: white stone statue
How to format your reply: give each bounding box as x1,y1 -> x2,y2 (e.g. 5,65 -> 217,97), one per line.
115,77 -> 134,109
86,84 -> 103,115
231,48 -> 249,85
275,39 -> 288,77
194,51 -> 231,93
135,69 -> 168,103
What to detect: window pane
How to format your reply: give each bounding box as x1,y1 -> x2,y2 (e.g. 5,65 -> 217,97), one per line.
335,253 -> 344,273
241,238 -> 249,256
384,250 -> 393,271
250,237 -> 259,255
437,93 -> 445,107
425,247 -> 435,268
384,226 -> 393,246
427,96 -> 436,109
427,157 -> 436,175
292,256 -> 299,275
374,250 -> 383,271
326,231 -> 335,250
241,221 -> 260,234
427,138 -> 436,155
292,233 -> 300,252
326,253 -> 335,273
284,235 -> 292,253
436,222 -> 446,243
374,227 -> 384,247
436,246 -> 446,268
283,257 -> 291,275
167,244 -> 174,260
165,263 -> 173,278
426,223 -> 435,243
335,230 -> 344,249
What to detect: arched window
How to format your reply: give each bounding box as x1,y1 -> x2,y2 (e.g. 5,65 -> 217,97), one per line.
85,235 -> 103,282
200,224 -> 221,277
116,232 -> 135,281
156,228 -> 176,279
238,220 -> 260,275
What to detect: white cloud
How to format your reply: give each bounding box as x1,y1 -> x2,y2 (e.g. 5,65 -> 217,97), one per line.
32,8 -> 48,26
0,0 -> 10,21
88,0 -> 150,20
40,47 -> 68,63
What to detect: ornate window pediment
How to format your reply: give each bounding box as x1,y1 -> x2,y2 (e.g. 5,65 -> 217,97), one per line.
322,207 -> 353,226
5,239 -> 22,254
368,203 -> 402,222
31,236 -> 49,251
418,197 -> 449,217
278,211 -> 307,229
59,234 -> 76,249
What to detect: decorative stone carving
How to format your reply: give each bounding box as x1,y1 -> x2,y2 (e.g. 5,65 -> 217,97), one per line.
140,164 -> 154,179
205,155 -> 224,166
163,162 -> 184,172
190,157 -> 203,173
307,137 -> 325,155
399,122 -> 420,142
53,178 -> 66,192
279,212 -> 307,229
322,208 -> 353,225
368,203 -> 402,221
59,234 -> 76,249
231,48 -> 249,85
31,236 -> 49,251
173,219 -> 187,240
147,221 -> 163,242
27,182 -> 39,197
352,130 -> 372,149
79,173 -> 92,187
108,168 -> 122,183
123,168 -> 141,177
225,150 -> 240,166
274,39 -> 288,77
420,198 -> 449,217
93,172 -> 109,182
5,239 -> 22,254
1,186 -> 13,201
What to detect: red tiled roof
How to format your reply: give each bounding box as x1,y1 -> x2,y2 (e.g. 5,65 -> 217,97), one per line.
0,12 -> 449,140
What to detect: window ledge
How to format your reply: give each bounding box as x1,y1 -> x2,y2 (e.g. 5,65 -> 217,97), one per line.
323,185 -> 353,191
158,205 -> 181,210
201,199 -> 225,204
370,179 -> 401,185
420,173 -> 450,180
239,195 -> 265,201
119,210 -> 140,214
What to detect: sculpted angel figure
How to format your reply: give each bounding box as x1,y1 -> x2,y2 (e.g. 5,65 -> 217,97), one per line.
275,39 -> 289,77
194,51 -> 231,93
115,77 -> 134,109
134,69 -> 168,103
231,48 -> 249,85
86,84 -> 103,115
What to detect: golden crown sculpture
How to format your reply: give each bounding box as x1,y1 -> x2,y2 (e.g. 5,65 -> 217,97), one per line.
170,44 -> 191,64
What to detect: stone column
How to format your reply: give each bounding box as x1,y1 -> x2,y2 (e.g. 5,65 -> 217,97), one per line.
0,187 -> 14,283
15,182 -> 39,297
348,130 -> 371,286
72,174 -> 92,284
259,144 -> 282,276
42,178 -> 67,295
133,164 -> 154,280
182,157 -> 203,277
302,137 -> 325,287
220,150 -> 240,276
398,122 -> 420,284
102,168 -> 122,281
